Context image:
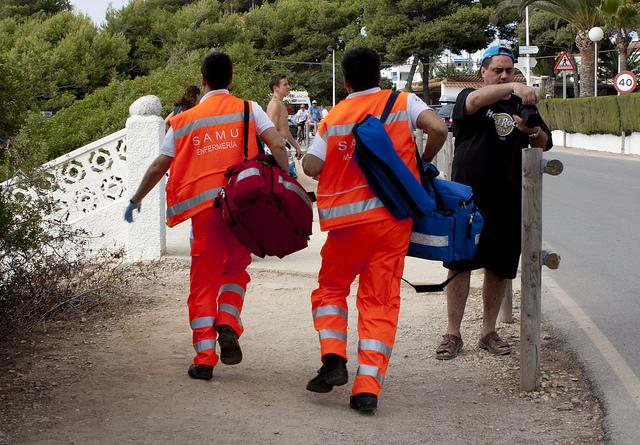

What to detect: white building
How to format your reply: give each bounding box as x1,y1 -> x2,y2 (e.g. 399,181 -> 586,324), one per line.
380,57 -> 422,91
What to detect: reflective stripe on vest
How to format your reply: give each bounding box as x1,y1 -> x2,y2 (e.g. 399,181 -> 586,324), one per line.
312,305 -> 348,320
316,184 -> 369,198
358,339 -> 393,358
166,186 -> 223,219
173,111 -> 255,140
190,316 -> 215,330
318,197 -> 384,222
356,364 -> 384,385
325,111 -> 409,138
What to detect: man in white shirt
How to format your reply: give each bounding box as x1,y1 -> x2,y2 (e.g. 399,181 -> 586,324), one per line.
295,104 -> 309,142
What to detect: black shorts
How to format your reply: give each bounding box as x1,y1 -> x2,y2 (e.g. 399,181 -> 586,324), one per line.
445,203 -> 521,279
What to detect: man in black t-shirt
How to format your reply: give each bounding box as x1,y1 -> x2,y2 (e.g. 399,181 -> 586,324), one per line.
436,45 -> 553,360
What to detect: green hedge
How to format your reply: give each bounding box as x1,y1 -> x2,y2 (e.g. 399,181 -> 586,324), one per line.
538,93 -> 640,135
618,93 -> 640,134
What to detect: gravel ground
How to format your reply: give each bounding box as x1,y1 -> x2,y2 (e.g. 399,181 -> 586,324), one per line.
0,258 -> 604,444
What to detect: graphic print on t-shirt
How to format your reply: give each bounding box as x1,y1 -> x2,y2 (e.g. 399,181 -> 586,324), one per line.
486,110 -> 515,139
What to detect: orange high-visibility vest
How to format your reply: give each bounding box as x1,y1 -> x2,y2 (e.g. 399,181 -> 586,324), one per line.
316,90 -> 419,231
165,94 -> 259,227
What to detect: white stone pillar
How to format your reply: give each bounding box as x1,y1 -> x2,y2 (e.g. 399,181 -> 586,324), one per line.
126,95 -> 166,260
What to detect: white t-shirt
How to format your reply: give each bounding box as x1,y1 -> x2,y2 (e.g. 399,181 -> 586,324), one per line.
321,108 -> 328,119
295,108 -> 309,124
160,89 -> 274,157
306,88 -> 430,161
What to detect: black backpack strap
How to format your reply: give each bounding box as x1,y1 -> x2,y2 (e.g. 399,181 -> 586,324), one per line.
401,271 -> 461,293
243,100 -> 249,161
380,91 -> 400,124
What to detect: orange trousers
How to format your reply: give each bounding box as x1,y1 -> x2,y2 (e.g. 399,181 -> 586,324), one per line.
310,217 -> 412,396
188,205 -> 251,367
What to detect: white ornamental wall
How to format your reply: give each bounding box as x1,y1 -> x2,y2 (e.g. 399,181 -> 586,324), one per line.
4,95 -> 168,260
35,130 -> 130,254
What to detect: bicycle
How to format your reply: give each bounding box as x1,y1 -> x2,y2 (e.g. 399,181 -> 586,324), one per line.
296,121 -> 307,146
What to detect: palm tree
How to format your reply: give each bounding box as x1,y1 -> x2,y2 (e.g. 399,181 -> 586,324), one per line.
601,0 -> 640,72
496,0 -> 603,96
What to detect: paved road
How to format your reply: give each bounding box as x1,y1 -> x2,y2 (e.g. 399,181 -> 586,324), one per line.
542,149 -> 640,443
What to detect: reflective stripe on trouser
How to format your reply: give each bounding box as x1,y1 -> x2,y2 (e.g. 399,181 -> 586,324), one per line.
311,217 -> 411,395
188,205 -> 251,366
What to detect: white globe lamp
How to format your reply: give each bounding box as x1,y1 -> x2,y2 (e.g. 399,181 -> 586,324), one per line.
588,27 -> 604,42
588,27 -> 604,96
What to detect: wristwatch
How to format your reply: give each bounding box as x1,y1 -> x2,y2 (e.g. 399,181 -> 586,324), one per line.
528,128 -> 540,139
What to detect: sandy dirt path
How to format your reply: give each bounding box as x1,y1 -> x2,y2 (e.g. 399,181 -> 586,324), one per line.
1,258 -> 603,444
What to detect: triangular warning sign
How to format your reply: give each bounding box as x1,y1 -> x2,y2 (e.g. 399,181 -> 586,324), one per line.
554,52 -> 576,72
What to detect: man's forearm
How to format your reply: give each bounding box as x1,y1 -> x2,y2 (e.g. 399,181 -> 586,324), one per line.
423,129 -> 447,162
416,109 -> 449,162
529,129 -> 550,150
466,83 -> 514,114
285,131 -> 301,152
131,156 -> 172,204
271,146 -> 290,172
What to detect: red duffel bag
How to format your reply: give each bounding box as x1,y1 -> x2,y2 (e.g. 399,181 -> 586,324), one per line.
219,154 -> 314,258
217,102 -> 314,258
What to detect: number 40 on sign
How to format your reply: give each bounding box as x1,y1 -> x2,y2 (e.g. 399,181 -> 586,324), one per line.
614,70 -> 638,94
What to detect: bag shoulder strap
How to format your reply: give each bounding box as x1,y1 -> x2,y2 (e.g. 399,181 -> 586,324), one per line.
380,91 -> 400,124
243,100 -> 249,161
415,150 -> 446,211
401,271 -> 461,293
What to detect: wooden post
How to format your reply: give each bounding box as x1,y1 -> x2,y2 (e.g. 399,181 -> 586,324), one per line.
521,147 -> 543,391
438,133 -> 454,179
520,148 -> 564,391
498,280 -> 514,324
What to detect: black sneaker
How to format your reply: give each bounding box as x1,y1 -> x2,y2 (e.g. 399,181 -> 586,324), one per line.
350,393 -> 378,413
188,364 -> 213,380
306,354 -> 348,393
217,325 -> 242,365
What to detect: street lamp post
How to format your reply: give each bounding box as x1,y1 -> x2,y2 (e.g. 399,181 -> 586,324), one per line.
525,6 -> 531,86
327,45 -> 336,107
588,26 -> 604,97
332,47 -> 336,107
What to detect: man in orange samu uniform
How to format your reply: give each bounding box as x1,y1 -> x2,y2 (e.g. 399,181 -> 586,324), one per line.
302,47 -> 448,413
125,52 -> 288,381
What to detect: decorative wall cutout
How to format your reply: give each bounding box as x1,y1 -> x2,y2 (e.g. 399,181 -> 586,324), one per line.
46,132 -> 128,223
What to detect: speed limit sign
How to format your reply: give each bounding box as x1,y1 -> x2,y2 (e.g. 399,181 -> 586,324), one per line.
614,70 -> 638,94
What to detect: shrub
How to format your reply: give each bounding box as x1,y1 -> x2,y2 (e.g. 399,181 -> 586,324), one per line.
0,145 -> 128,337
16,45 -> 273,161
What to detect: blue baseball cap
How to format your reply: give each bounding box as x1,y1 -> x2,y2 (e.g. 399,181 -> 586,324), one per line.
481,45 -> 514,65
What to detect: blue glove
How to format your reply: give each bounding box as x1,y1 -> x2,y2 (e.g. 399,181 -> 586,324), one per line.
124,200 -> 141,223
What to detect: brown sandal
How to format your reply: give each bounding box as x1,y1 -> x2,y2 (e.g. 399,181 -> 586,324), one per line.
435,334 -> 463,360
478,331 -> 511,356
